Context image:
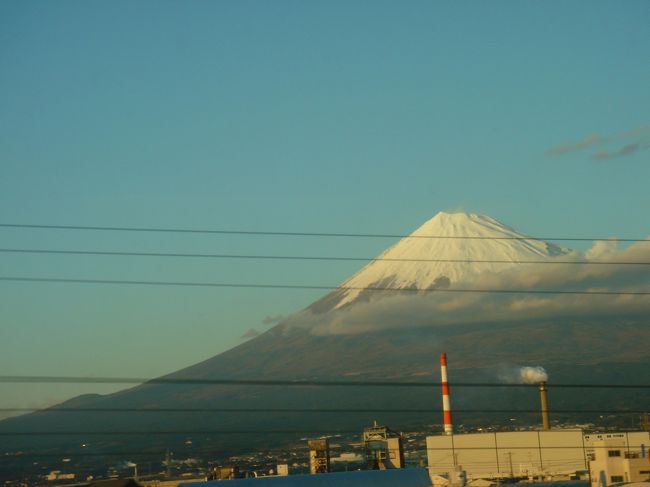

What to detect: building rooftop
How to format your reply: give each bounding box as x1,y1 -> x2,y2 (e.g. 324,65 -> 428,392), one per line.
180,468 -> 432,487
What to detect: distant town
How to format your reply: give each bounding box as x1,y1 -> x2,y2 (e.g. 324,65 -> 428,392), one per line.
5,418 -> 650,487
4,354 -> 650,487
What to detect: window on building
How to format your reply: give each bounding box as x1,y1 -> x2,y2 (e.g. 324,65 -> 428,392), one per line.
608,450 -> 621,457
610,476 -> 624,483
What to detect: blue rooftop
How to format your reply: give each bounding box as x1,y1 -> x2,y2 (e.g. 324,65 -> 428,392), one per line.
180,468 -> 432,487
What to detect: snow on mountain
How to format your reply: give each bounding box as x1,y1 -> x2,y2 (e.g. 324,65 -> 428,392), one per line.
311,211 -> 571,312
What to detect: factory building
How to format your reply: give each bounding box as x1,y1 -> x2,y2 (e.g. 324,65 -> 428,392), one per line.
308,438 -> 331,474
426,353 -> 650,481
588,437 -> 650,486
427,430 -> 587,478
361,420 -> 405,469
426,427 -> 650,480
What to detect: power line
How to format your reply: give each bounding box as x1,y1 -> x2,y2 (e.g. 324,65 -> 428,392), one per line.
1,451 -> 172,458
1,375 -> 648,388
2,248 -> 648,266
0,430 -> 358,436
1,223 -> 648,243
426,444 -> 650,451
2,276 -> 650,296
4,443 -> 650,460
3,431 -> 649,443
1,450 -> 244,459
2,430 -> 649,450
0,407 -> 646,414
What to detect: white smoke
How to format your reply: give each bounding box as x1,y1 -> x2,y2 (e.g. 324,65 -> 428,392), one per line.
519,366 -> 548,383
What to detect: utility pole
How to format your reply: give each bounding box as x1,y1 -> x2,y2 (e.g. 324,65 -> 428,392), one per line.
506,452 -> 514,478
640,412 -> 650,431
166,449 -> 171,478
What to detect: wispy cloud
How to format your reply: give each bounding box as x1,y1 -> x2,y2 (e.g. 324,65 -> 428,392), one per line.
616,125 -> 649,139
545,134 -> 605,156
546,125 -> 649,158
262,314 -> 286,325
241,328 -> 261,339
591,142 -> 647,160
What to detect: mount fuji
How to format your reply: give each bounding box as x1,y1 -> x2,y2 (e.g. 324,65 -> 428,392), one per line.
2,211 -> 649,470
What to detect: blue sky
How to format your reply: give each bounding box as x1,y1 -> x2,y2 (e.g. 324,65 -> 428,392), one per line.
1,1 -> 649,412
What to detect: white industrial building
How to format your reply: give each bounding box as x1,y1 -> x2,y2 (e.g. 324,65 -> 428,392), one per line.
426,430 -> 650,481
587,435 -> 650,487
427,430 -> 586,479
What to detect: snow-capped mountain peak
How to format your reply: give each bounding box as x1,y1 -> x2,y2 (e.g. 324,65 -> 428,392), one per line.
311,211 -> 570,311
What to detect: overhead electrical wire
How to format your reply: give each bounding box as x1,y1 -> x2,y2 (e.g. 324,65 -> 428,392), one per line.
1,247 -> 648,265
0,430 -> 359,436
1,276 -> 649,296
1,222 -> 648,243
7,444 -> 644,460
0,407 -> 646,414
0,432 -> 648,454
1,451 -> 173,458
1,450 -> 311,459
1,452 -> 646,463
1,375 -> 648,388
2,432 -> 649,443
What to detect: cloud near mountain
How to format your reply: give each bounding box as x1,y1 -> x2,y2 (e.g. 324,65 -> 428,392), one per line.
545,134 -> 604,155
241,328 -> 261,339
262,314 -> 287,325
546,125 -> 649,159
591,142 -> 648,160
283,229 -> 650,336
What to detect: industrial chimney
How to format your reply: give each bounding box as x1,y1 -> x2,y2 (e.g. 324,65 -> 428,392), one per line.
539,381 -> 550,430
440,352 -> 453,435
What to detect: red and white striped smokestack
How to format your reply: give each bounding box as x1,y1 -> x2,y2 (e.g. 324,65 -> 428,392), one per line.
440,352 -> 453,435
